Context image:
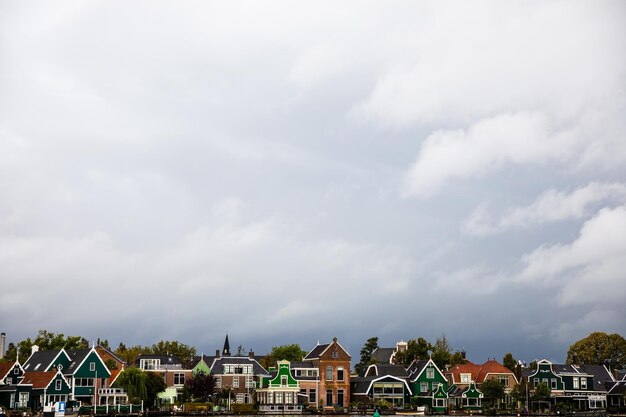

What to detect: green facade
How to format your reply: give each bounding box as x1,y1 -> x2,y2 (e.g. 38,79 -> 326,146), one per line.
192,359 -> 211,376
431,384 -> 449,414
529,361 -> 564,391
411,359 -> 448,412
48,351 -> 71,372
462,381 -> 483,411
261,361 -> 298,388
71,349 -> 111,397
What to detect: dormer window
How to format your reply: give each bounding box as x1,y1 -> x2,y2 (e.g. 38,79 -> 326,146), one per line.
427,368 -> 434,379
460,373 -> 471,383
34,364 -> 41,371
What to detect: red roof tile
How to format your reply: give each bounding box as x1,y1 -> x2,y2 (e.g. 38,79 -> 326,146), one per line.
21,371 -> 56,389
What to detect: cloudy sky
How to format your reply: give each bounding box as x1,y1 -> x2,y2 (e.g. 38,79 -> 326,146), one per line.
1,1 -> 625,365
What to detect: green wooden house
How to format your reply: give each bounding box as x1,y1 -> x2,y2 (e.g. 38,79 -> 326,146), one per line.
22,370 -> 72,410
407,359 -> 448,413
256,360 -> 301,413
461,381 -> 483,411
65,348 -> 111,404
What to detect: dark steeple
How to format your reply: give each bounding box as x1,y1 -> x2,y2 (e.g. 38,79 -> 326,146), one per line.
223,334 -> 231,356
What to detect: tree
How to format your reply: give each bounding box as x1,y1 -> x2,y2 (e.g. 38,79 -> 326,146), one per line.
185,371 -> 215,402
145,371 -> 168,406
431,334 -> 452,369
566,332 -> 626,369
115,367 -> 147,403
481,379 -> 505,408
149,340 -> 197,368
393,337 -> 431,367
532,382 -> 551,410
510,382 -> 529,409
115,343 -> 150,366
270,344 -> 306,362
503,353 -> 517,372
355,337 -> 379,375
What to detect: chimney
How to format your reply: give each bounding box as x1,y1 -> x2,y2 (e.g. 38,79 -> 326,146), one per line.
0,333 -> 5,359
216,349 -> 220,358
460,350 -> 466,359
249,351 -> 255,359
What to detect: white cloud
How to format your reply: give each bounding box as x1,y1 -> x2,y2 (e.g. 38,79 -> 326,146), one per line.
516,205 -> 626,307
463,182 -> 626,235
402,112 -> 575,197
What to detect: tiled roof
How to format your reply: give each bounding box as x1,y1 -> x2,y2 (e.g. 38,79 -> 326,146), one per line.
210,356 -> 268,375
371,348 -> 395,364
0,362 -> 16,379
365,363 -> 408,378
136,354 -> 184,365
477,359 -> 517,382
23,350 -> 63,372
304,343 -> 329,360
447,360 -> 515,384
291,361 -> 315,369
21,371 -> 56,389
66,349 -> 91,373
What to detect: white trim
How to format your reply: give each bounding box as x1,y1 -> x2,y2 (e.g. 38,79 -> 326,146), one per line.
366,374 -> 413,396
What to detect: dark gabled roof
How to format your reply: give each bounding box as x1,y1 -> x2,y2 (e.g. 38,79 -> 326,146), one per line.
364,363 -> 408,378
407,359 -> 429,380
23,349 -> 63,372
582,365 -> 615,383
371,348 -> 395,364
191,355 -> 216,369
350,376 -> 374,394
291,361 -> 315,369
304,343 -> 330,360
210,356 -> 268,375
65,349 -> 91,373
608,381 -> 626,396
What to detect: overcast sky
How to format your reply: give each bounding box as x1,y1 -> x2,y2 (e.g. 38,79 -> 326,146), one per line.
1,1 -> 625,365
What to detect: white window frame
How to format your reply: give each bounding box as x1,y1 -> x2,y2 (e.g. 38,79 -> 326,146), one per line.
427,368 -> 435,379
325,366 -> 333,381
573,377 -> 579,389
90,362 -> 96,371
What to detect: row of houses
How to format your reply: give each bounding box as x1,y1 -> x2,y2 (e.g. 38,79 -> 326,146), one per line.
1,336 -> 625,414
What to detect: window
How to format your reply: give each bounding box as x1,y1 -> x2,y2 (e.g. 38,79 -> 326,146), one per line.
309,388 -> 316,403
13,368 -> 19,374
337,367 -> 344,381
432,382 -> 440,391
580,378 -> 587,389
295,369 -> 302,377
6,378 -> 12,385
337,389 -> 344,406
285,392 -> 293,404
332,350 -> 338,359
245,376 -> 254,388
498,376 -> 509,387
533,378 -> 539,387
573,377 -> 579,389
90,362 -> 96,371
281,375 -> 288,386
216,376 -> 222,388
56,380 -> 62,390
276,392 -> 283,404
236,393 -> 244,404
427,368 -> 435,379
461,374 -> 471,383
233,377 -> 239,388
326,389 -> 333,406
325,366 -> 333,381
174,373 -> 185,386
420,382 -> 429,392
551,379 -> 557,389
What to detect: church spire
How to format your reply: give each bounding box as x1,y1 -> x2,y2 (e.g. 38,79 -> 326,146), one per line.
223,334 -> 231,356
